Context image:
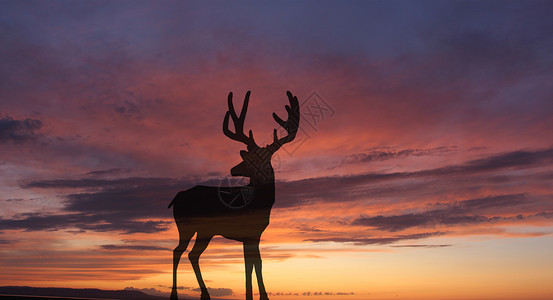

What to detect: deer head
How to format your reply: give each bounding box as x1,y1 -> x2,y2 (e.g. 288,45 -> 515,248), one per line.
223,91 -> 300,184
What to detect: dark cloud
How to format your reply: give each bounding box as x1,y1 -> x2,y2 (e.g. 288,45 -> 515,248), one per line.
0,116 -> 42,143
306,232 -> 446,245
275,148 -> 553,208
4,176 -> 221,233
338,146 -> 456,165
0,212 -> 170,234
354,214 -> 491,232
124,287 -> 173,298
455,193 -> 527,210
391,244 -> 452,248
4,198 -> 24,202
535,211 -> 553,219
28,177 -> 194,223
295,226 -> 325,233
192,287 -> 233,297
101,244 -> 169,251
298,291 -> 355,296
25,177 -> 174,189
7,148 -> 552,234
114,99 -> 141,118
0,286 -> 167,300
352,194 -> 526,232
437,148 -> 553,175
85,168 -> 132,176
61,179 -> 190,219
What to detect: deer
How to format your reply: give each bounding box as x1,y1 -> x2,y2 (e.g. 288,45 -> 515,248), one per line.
169,91 -> 300,300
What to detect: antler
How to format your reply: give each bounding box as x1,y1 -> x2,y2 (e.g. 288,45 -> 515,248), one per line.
223,91 -> 259,150
268,91 -> 300,152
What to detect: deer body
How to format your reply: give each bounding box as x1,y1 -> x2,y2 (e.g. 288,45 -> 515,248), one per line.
170,183 -> 274,241
170,91 -> 300,300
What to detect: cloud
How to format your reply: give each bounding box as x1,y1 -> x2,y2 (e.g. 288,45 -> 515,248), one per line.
435,148 -> 553,175
0,116 -> 42,143
0,239 -> 172,283
10,177 -> 201,233
0,286 -> 168,300
454,193 -> 527,210
124,286 -> 171,298
4,175 -> 231,233
337,146 -> 457,165
535,211 -> 553,219
306,232 -> 446,245
352,194 -> 527,232
26,177 -> 175,189
275,148 -> 553,208
295,226 -> 326,233
114,98 -> 141,119
85,168 -> 132,176
192,287 -> 233,297
100,244 -> 170,251
391,244 -> 452,248
0,212 -> 171,234
297,291 -> 355,296
4,147 -> 551,234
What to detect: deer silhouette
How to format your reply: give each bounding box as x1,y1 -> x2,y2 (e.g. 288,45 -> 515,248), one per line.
169,91 -> 300,300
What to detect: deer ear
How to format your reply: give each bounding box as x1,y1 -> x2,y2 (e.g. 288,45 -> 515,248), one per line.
240,150 -> 248,159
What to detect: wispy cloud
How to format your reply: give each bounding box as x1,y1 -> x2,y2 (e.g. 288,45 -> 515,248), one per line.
3,148 -> 552,236
7,177 -> 204,233
306,232 -> 446,245
335,146 -> 457,166
100,244 -> 170,251
192,287 -> 233,297
352,194 -> 527,232
0,212 -> 171,234
391,244 -> 452,248
275,147 -> 553,207
0,116 -> 42,144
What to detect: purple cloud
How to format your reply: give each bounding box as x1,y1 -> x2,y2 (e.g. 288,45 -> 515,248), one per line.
0,116 -> 42,143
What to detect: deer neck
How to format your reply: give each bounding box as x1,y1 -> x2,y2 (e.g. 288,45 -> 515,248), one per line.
248,175 -> 276,206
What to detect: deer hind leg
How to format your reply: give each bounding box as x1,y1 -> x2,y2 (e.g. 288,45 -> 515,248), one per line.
189,235 -> 213,300
244,240 -> 269,300
171,228 -> 195,300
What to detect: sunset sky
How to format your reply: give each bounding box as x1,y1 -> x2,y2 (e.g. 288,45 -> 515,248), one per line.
1,1 -> 553,299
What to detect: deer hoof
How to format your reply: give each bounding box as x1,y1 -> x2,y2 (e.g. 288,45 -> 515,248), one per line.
170,289 -> 178,300
260,293 -> 269,300
200,291 -> 211,300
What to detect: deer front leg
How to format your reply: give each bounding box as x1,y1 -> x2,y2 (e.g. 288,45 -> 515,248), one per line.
243,241 -> 255,300
252,241 -> 269,300
244,240 -> 268,300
